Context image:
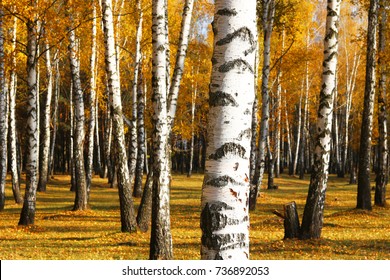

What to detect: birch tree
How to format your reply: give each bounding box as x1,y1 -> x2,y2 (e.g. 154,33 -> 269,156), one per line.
149,0 -> 194,259
300,0 -> 340,239
19,12 -> 40,225
131,0 -> 143,198
150,0 -> 173,260
37,40 -> 53,192
200,0 -> 257,259
101,0 -> 137,232
8,15 -> 22,204
68,13 -> 88,211
250,0 -> 275,210
0,4 -> 6,211
374,0 -> 387,207
86,0 -> 98,198
357,0 -> 378,211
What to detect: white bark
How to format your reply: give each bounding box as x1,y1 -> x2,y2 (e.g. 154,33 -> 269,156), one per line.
150,0 -> 173,259
68,19 -> 88,210
38,40 -> 53,192
86,0 -> 98,197
167,0 -> 195,125
0,5 -> 6,210
19,16 -> 39,224
251,0 -> 275,207
301,0 -> 340,239
200,0 -> 257,259
102,0 -> 137,232
131,0 -> 143,197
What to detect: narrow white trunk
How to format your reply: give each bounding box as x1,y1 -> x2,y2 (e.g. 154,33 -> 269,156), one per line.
86,0 -> 98,196
167,0 -> 195,125
301,0 -> 340,239
102,0 -> 137,232
68,21 -> 87,210
38,41 -> 53,192
0,6 -> 7,210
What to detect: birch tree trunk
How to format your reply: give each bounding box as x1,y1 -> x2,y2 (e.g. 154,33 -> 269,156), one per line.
37,41 -> 53,192
131,0 -> 143,198
134,68 -> 146,195
374,0 -> 387,207
150,0 -> 173,259
8,14 -> 22,204
19,16 -> 39,224
0,5 -> 6,211
102,0 -> 137,232
357,0 -> 378,211
68,16 -> 88,211
48,52 -> 60,177
250,0 -> 274,210
300,0 -> 340,239
167,0 -> 194,124
69,82 -> 76,191
188,65 -> 198,178
86,0 -> 98,199
200,0 -> 257,260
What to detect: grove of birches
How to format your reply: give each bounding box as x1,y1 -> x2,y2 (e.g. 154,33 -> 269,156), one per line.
0,0 -> 389,260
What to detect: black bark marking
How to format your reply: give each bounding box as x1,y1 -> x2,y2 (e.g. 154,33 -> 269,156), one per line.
209,142 -> 247,160
236,128 -> 251,141
206,175 -> 244,187
209,91 -> 238,107
216,8 -> 237,16
216,27 -> 256,55
201,202 -> 248,256
219,59 -> 254,74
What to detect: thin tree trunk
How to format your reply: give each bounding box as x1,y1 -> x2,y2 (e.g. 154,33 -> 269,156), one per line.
134,69 -> 146,195
37,41 -> 53,192
69,82 -> 76,191
200,0 -> 257,260
48,51 -> 60,177
250,0 -> 275,210
357,0 -> 378,211
300,0 -> 340,239
86,0 -> 98,200
0,5 -> 7,210
102,0 -> 137,232
19,16 -> 39,224
68,16 -> 88,211
293,85 -> 303,176
131,0 -> 143,198
8,14 -> 22,204
187,66 -> 198,178
94,95 -> 102,176
375,0 -> 387,207
137,169 -> 153,232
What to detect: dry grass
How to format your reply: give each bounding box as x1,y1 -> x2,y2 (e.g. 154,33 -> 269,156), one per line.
0,173 -> 389,260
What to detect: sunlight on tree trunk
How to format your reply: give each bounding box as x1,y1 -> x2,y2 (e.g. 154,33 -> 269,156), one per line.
200,0 -> 257,259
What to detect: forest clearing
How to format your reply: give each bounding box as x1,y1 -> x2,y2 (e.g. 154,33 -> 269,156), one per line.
1,173 -> 389,260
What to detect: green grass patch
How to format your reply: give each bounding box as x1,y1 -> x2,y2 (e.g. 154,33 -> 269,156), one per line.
0,173 -> 389,259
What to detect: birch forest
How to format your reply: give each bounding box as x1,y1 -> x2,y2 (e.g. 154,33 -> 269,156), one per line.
1,0 -> 390,260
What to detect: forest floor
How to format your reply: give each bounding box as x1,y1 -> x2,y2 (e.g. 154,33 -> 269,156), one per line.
1,173 -> 389,260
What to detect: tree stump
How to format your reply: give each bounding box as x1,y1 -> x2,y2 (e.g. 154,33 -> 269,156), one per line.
283,201 -> 300,239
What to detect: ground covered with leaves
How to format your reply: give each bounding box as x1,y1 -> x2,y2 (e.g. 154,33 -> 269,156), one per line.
1,174 -> 389,259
